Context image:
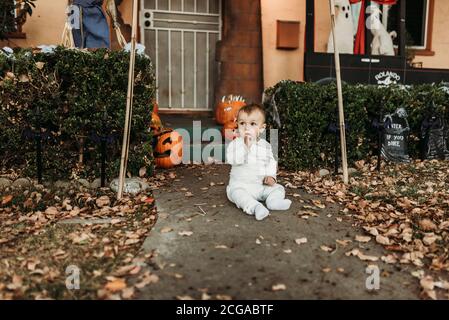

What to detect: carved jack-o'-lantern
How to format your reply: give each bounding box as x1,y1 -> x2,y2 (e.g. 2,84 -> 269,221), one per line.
222,119 -> 239,141
215,95 -> 246,125
154,129 -> 183,169
150,112 -> 163,134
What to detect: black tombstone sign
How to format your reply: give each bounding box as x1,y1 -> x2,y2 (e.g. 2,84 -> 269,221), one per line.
421,114 -> 449,160
381,107 -> 411,163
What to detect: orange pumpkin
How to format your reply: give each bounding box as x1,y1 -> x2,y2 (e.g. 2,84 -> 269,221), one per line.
222,119 -> 239,141
154,129 -> 183,169
215,100 -> 246,125
150,112 -> 163,133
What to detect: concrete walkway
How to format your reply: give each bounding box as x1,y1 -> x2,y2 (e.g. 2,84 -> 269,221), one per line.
136,164 -> 420,300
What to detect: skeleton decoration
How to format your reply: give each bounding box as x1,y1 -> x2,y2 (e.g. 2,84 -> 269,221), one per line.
327,0 -> 354,54
63,0 -> 126,49
369,6 -> 396,56
421,113 -> 449,160
381,107 -> 411,163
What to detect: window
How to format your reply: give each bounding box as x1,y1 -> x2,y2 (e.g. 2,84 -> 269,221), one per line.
388,0 -> 434,54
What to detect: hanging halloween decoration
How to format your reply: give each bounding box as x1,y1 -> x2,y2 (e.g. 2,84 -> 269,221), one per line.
327,0 -> 354,55
215,95 -> 246,125
381,107 -> 411,163
154,129 -> 183,169
349,0 -> 397,55
64,0 -> 126,49
421,112 -> 449,160
222,119 -> 239,141
368,6 -> 396,55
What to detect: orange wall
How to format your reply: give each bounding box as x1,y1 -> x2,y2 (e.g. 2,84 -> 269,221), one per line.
416,0 -> 449,69
4,0 -> 449,78
2,0 -> 66,48
119,0 -> 134,25
261,0 -> 306,88
314,0 -> 331,53
260,0 -> 333,88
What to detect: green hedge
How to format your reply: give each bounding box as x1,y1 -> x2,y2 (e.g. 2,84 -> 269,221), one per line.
264,80 -> 449,170
0,46 -> 156,181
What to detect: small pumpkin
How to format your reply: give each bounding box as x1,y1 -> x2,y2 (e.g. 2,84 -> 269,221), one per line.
222,119 -> 239,141
215,98 -> 246,125
154,129 -> 183,169
150,112 -> 163,133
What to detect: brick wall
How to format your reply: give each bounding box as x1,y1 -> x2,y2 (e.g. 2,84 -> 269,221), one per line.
215,0 -> 264,105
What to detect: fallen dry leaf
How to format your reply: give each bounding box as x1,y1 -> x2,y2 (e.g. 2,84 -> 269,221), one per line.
311,199 -> 326,209
44,206 -> 59,216
160,227 -> 173,234
295,238 -> 308,245
122,287 -> 135,299
336,239 -> 352,247
96,196 -> 110,208
320,245 -> 334,252
178,231 -> 193,237
419,219 -> 437,231
272,283 -> 287,291
355,235 -> 371,243
105,279 -> 127,292
1,195 -> 13,205
346,249 -> 379,262
135,272 -> 159,289
423,233 -> 438,246
376,235 -> 390,245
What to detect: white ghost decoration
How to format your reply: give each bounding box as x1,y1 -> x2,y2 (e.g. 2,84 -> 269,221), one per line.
327,0 -> 354,54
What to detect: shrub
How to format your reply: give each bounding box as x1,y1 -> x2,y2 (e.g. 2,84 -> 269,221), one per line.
0,46 -> 156,181
264,80 -> 449,171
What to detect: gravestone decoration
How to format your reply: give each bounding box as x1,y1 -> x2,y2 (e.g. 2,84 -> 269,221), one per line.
381,107 -> 411,163
421,114 -> 449,160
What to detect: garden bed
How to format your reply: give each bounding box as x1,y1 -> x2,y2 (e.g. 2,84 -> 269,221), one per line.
0,180 -> 159,300
282,159 -> 449,299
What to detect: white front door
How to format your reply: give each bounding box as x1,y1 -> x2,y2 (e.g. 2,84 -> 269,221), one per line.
141,0 -> 222,111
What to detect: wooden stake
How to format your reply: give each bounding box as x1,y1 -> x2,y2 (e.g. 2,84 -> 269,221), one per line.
118,0 -> 139,199
329,0 -> 349,184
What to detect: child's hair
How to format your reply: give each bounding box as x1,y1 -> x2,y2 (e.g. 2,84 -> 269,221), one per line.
237,103 -> 266,123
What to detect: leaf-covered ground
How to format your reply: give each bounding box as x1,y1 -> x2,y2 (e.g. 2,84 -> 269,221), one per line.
1,160 -> 448,300
0,184 -> 158,300
282,159 -> 449,299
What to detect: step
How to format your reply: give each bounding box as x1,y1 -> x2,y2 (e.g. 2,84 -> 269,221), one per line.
159,114 -> 224,142
183,143 -> 226,164
172,124 -> 224,143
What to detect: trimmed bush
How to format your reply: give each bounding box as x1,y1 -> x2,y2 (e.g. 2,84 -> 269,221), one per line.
264,80 -> 449,170
0,46 -> 156,181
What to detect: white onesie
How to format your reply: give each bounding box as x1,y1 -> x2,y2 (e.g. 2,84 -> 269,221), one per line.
225,137 -> 290,218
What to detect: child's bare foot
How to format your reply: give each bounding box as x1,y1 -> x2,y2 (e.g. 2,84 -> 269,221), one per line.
266,199 -> 292,211
255,204 -> 269,221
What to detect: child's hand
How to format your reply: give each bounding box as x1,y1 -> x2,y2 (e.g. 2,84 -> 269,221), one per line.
263,176 -> 276,186
244,134 -> 254,148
